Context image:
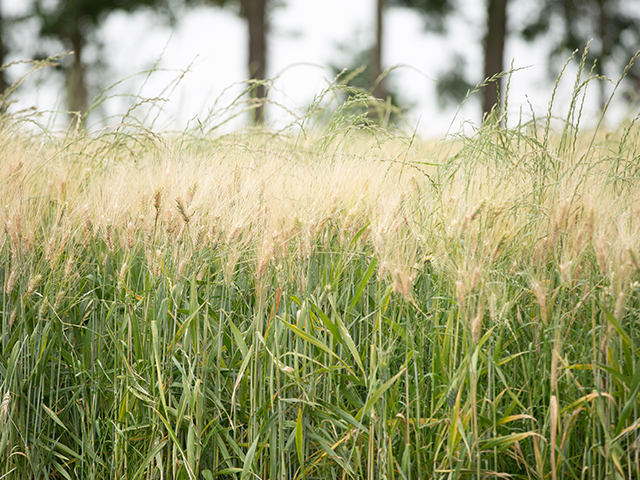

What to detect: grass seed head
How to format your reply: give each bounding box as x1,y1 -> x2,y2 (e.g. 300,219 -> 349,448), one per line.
11,212 -> 22,241
392,268 -> 413,300
153,188 -> 163,212
54,290 -> 65,310
559,261 -> 572,286
614,292 -> 626,320
225,250 -> 240,283
187,182 -> 198,206
178,256 -> 189,277
45,236 -> 56,264
532,280 -> 548,324
256,238 -> 273,280
470,266 -> 482,291
227,223 -> 243,245
175,197 -> 190,224
126,221 -> 136,249
0,390 -> 10,426
26,274 -> 42,296
119,262 -> 128,283
104,220 -> 115,252
55,202 -> 67,227
489,293 -> 497,321
64,257 -> 74,277
5,269 -> 17,294
471,312 -> 483,344
83,208 -> 93,246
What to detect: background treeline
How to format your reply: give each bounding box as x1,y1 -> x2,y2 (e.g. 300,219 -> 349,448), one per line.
0,0 -> 639,127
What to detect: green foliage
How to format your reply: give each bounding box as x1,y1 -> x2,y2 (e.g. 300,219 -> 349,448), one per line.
34,0 -> 173,39
390,0 -> 454,32
29,0 -> 180,118
327,46 -> 408,128
521,0 -> 640,94
435,54 -> 475,109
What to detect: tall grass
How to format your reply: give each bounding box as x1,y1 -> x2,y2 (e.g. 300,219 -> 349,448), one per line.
1,52 -> 640,479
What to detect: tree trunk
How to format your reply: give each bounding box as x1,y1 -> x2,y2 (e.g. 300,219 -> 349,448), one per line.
482,0 -> 508,120
243,0 -> 267,125
68,32 -> 87,126
0,6 -> 8,108
596,0 -> 608,110
371,0 -> 387,99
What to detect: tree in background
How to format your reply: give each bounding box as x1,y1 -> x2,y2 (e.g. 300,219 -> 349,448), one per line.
434,54 -> 474,109
328,44 -> 407,128
391,0 -> 453,32
338,0 -> 448,105
439,0 -> 510,120
392,0 -> 499,117
31,0 -> 174,125
0,4 -> 8,96
207,0 -> 270,124
332,0 -> 390,103
372,0 -> 387,100
522,0 -> 640,108
0,2 -> 33,115
244,0 -> 268,124
483,0 -> 508,119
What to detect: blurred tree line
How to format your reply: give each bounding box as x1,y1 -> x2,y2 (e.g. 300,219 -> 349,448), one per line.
0,0 -> 638,127
391,0 -> 639,121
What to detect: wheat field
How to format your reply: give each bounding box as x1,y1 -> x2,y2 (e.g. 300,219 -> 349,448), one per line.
1,62 -> 640,479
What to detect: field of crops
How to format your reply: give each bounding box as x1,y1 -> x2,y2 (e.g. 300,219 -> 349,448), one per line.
1,74 -> 640,479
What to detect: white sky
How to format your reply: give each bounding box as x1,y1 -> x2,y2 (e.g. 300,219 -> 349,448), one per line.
2,0 -> 637,137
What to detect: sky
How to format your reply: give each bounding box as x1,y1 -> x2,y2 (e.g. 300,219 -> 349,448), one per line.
3,0 -> 638,137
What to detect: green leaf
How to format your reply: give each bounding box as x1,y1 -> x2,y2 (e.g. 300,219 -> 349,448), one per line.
309,301 -> 341,341
202,470 -> 214,480
231,344 -> 254,407
482,432 -> 542,450
282,320 -> 351,371
228,319 -> 249,359
333,309 -> 366,378
213,468 -> 242,477
132,439 -> 168,480
296,407 -> 304,466
347,256 -> 377,314
597,299 -> 631,347
614,361 -> 640,436
167,301 -> 205,354
356,367 -> 406,422
52,460 -> 74,480
42,403 -> 67,431
151,318 -> 168,416
153,408 -> 197,480
241,435 -> 260,480
349,222 -> 371,247
597,364 -> 631,386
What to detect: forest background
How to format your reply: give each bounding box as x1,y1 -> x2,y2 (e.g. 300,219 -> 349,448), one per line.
1,0 -> 639,136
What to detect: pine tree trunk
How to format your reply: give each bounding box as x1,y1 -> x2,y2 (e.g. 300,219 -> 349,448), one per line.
0,6 -> 8,106
243,0 -> 267,124
69,33 -> 87,126
482,0 -> 508,120
596,0 -> 608,110
371,0 -> 387,99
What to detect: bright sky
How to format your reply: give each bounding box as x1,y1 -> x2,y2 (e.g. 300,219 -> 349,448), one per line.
3,0 -> 636,137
